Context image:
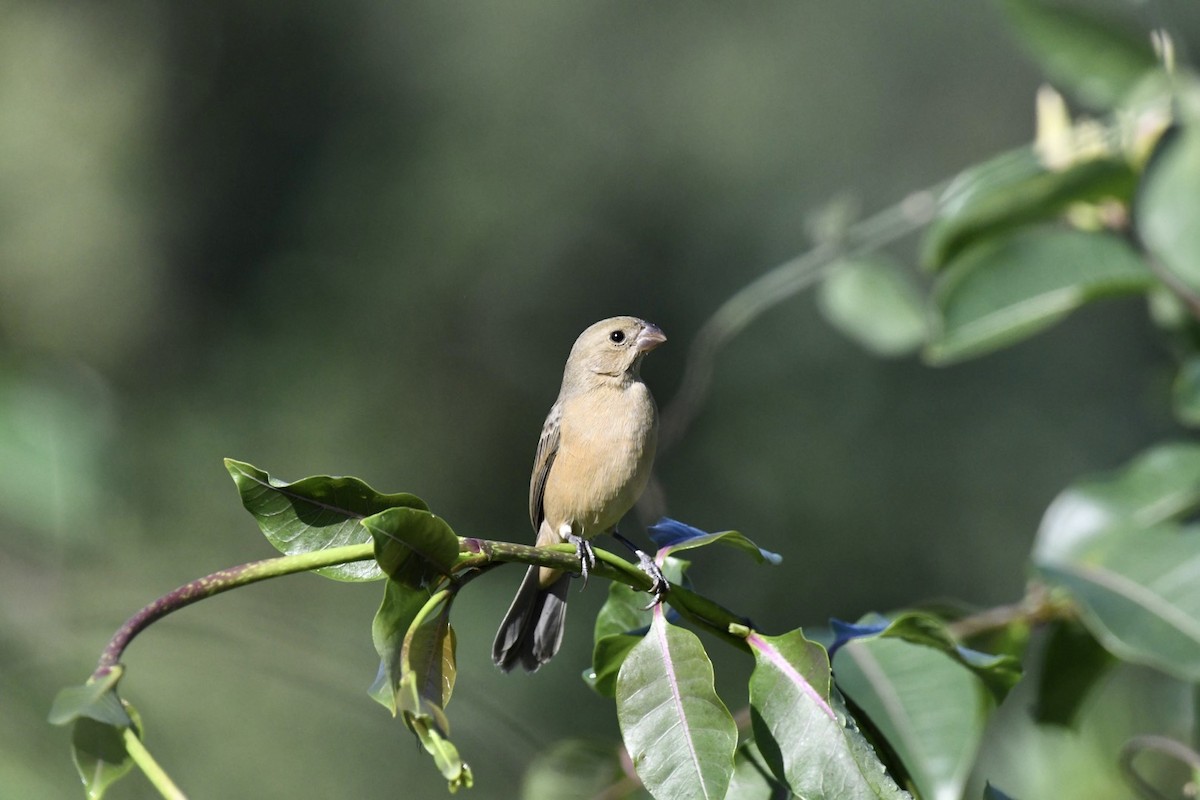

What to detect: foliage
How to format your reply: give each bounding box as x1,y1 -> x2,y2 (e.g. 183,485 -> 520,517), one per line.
48,2 -> 1200,798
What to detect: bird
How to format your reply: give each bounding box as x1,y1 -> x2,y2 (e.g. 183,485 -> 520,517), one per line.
492,316 -> 667,673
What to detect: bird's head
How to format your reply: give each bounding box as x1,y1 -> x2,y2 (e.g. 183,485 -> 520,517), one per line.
564,316 -> 666,385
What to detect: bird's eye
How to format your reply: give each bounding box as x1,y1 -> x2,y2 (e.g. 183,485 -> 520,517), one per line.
609,330 -> 626,344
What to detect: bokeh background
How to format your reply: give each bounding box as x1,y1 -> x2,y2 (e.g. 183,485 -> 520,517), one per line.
3,1 -> 1196,797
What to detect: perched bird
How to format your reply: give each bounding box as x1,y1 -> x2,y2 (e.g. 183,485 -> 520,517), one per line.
492,316 -> 666,673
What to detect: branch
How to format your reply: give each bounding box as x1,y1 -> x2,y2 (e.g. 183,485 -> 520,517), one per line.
459,538 -> 753,650
946,582 -> 1069,640
94,543 -> 377,674
658,188 -> 943,451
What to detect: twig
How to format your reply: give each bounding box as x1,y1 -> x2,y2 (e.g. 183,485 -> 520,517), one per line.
946,583 -> 1066,640
95,543 -> 377,674
658,188 -> 942,450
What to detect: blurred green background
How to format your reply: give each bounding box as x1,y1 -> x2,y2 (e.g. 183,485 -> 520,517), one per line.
2,1 -> 1195,797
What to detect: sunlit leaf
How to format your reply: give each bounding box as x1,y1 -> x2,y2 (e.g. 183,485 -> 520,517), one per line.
926,226 -> 1153,365
362,506 -> 460,589
1138,124 -> 1200,294
748,629 -> 909,799
616,609 -> 737,799
224,458 -> 428,582
833,632 -> 995,800
647,518 -> 781,565
818,256 -> 928,357
1037,522 -> 1200,682
1033,441 -> 1200,565
369,579 -> 432,715
921,150 -> 1138,271
999,0 -> 1159,109
520,740 -> 631,800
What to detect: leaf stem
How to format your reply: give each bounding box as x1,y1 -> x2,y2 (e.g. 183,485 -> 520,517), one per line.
95,543 -> 376,674
658,186 -> 944,449
123,727 -> 188,800
945,582 -> 1068,640
407,587 -> 455,641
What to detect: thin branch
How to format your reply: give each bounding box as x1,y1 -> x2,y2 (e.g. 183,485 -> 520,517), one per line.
95,543 -> 377,674
459,538 -> 752,649
946,583 -> 1067,640
658,187 -> 943,450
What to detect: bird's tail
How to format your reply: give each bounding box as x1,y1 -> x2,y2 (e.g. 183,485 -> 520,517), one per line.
492,566 -> 570,672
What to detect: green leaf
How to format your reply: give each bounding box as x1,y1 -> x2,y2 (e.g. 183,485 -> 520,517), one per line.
726,741 -> 791,800
1037,522 -> 1200,682
587,558 -> 692,697
400,592 -> 457,712
999,0 -> 1159,109
51,668 -> 138,798
1147,283 -> 1192,331
373,583 -> 465,789
1033,442 -> 1200,565
833,634 -> 995,800
1138,125 -> 1200,294
587,581 -> 652,698
838,613 -> 1021,702
369,580 -> 433,715
224,458 -> 428,582
71,712 -> 139,800
362,506 -> 460,589
1032,621 -> 1115,727
520,740 -> 631,800
1173,357 -> 1200,428
616,610 -> 737,799
926,226 -> 1153,365
655,529 -> 781,566
921,150 -> 1139,271
49,667 -> 129,728
748,629 -> 909,799
586,634 -> 642,699
397,671 -> 473,792
970,657 -> 1193,798
818,256 -> 928,358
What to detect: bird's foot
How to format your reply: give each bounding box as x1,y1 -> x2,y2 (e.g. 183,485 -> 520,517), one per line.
610,529 -> 671,606
566,533 -> 596,588
634,550 -> 670,608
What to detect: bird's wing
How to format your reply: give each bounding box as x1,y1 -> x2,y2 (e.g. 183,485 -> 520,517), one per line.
528,400 -> 562,531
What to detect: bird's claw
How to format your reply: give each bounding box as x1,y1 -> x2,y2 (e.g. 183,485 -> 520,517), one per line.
567,533 -> 596,589
635,550 -> 670,609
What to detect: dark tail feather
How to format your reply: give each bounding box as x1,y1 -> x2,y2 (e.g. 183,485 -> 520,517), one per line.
492,567 -> 570,672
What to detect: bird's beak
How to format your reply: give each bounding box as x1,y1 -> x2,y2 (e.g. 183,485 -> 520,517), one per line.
635,323 -> 667,353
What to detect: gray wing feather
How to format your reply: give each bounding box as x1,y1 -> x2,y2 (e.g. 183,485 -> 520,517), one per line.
528,401 -> 562,530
